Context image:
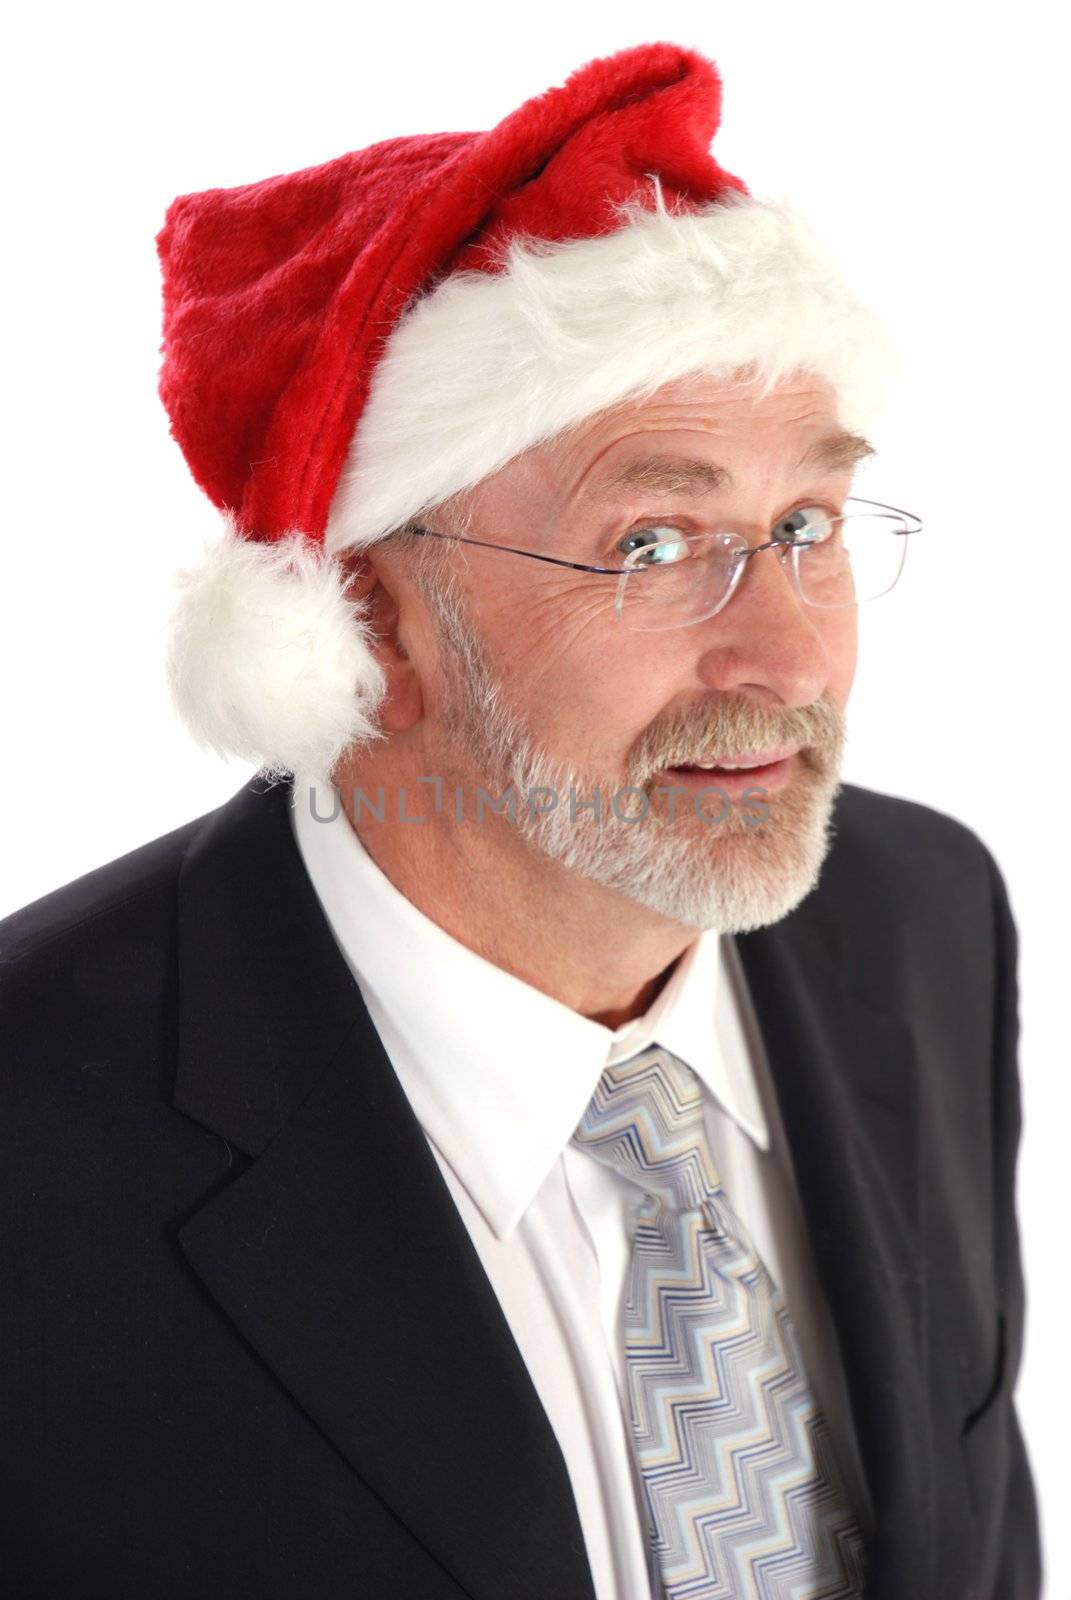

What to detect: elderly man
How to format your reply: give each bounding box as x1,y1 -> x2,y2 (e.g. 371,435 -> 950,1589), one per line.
0,41 -> 1040,1600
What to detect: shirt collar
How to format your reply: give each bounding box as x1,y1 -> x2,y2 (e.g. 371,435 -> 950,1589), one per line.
289,778 -> 768,1240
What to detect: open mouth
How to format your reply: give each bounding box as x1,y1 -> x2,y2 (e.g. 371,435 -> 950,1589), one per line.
657,749 -> 799,793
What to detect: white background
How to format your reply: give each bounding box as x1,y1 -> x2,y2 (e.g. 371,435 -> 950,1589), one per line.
2,2 -> 1066,1590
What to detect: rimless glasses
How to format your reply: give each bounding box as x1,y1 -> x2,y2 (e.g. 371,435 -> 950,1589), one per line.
407,495 -> 922,633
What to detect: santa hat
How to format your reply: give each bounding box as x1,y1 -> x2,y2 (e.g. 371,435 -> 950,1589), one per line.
156,40 -> 901,784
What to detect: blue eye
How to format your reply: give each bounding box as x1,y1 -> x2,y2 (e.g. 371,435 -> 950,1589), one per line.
616,527 -> 689,565
775,506 -> 834,544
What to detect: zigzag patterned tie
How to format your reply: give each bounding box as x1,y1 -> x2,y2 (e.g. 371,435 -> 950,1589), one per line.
572,1045 -> 868,1600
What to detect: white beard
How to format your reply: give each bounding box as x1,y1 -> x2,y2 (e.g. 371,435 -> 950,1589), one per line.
502,739 -> 843,931
423,564 -> 846,932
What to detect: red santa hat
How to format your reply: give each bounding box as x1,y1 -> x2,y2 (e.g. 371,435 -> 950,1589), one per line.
156,40 -> 900,783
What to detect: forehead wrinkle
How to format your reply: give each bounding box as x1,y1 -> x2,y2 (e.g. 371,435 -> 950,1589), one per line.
578,430 -> 876,505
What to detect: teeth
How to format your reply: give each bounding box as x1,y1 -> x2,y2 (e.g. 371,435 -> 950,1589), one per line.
687,760 -> 763,771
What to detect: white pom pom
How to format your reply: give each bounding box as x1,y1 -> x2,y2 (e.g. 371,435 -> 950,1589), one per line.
166,512 -> 386,783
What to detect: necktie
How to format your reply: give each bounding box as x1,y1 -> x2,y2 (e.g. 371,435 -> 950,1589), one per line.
572,1044 -> 868,1600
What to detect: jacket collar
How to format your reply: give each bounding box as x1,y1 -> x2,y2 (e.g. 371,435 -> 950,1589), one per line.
172,774 -> 932,1600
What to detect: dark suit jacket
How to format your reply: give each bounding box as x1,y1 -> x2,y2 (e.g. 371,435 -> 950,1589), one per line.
0,775 -> 1041,1599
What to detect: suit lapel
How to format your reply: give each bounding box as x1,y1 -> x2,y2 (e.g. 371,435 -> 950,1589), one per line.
733,898 -> 935,1599
171,775 -> 933,1599
171,777 -> 596,1600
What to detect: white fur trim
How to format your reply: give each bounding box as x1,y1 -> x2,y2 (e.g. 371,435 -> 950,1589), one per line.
166,512 -> 386,782
325,184 -> 904,554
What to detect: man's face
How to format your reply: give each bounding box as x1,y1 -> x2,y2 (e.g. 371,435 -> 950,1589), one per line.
384,369 -> 863,932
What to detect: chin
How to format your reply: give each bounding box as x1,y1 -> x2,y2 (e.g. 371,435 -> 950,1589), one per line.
528,771 -> 841,933
645,848 -> 827,932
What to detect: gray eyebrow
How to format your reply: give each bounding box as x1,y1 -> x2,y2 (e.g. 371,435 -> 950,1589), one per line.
587,431 -> 877,501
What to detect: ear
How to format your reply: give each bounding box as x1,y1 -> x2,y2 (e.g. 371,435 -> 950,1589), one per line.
336,546 -> 424,733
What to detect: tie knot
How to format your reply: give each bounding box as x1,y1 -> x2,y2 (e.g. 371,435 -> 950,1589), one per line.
572,1045 -> 720,1212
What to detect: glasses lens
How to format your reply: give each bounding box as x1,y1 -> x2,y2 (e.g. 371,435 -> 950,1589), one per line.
617,533 -> 739,633
614,514 -> 913,630
793,513 -> 909,608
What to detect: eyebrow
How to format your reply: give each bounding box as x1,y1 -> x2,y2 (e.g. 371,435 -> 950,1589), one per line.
587,431 -> 877,500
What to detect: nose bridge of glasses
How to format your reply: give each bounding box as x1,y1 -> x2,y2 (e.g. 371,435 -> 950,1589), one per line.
675,528 -> 812,624
727,530 -> 812,611
688,528 -> 827,638
717,531 -> 800,604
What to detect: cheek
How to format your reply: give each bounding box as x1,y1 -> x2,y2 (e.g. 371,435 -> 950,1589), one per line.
476,580 -> 670,753
477,577 -> 611,690
821,610 -> 858,701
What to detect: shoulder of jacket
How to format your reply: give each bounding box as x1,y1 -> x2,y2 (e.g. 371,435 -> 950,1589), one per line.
0,802 -> 218,986
831,779 -> 999,888
813,782 -> 1010,1007
0,799 -> 238,1126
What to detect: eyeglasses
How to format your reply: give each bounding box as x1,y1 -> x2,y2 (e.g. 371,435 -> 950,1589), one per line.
407,495 -> 922,633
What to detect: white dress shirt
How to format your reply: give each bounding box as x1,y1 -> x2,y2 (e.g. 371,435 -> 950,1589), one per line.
289,778 -> 873,1599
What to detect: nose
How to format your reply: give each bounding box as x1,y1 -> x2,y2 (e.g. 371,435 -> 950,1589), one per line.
692,541 -> 832,707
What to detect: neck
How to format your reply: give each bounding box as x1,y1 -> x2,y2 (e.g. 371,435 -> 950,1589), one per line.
329,762 -> 695,1027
